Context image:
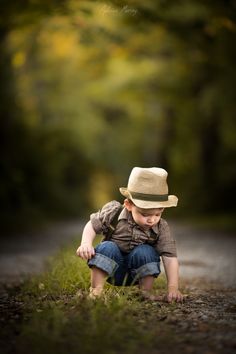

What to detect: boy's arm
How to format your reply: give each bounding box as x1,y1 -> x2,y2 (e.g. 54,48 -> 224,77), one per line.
162,256 -> 183,302
76,221 -> 96,260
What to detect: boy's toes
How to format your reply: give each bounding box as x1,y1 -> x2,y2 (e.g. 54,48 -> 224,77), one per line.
88,286 -> 103,299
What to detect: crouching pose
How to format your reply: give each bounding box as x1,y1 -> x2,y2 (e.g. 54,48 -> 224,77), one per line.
76,167 -> 183,302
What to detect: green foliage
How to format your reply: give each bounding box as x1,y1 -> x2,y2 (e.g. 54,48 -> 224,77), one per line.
17,298 -> 154,354
23,241 -> 91,296
1,0 -> 236,230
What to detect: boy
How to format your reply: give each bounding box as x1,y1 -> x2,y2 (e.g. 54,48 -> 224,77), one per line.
76,167 -> 183,302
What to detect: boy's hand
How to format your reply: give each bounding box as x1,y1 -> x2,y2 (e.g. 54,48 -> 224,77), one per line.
166,285 -> 183,303
76,243 -> 95,260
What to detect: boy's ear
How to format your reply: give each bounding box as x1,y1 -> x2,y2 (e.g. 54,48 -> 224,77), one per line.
124,199 -> 133,211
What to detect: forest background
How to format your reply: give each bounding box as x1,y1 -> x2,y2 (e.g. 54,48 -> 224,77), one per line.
1,0 -> 236,233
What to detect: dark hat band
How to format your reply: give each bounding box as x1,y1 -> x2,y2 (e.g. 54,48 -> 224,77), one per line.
129,191 -> 168,202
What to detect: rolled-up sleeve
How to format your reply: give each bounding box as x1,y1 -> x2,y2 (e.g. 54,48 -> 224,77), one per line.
90,200 -> 122,235
155,219 -> 177,257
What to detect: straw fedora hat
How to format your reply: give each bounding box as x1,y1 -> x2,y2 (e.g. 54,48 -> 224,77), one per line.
119,167 -> 178,209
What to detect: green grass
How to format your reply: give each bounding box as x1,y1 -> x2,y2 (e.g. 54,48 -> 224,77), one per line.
2,239 -> 179,354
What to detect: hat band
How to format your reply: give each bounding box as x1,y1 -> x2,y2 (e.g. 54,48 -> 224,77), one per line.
129,191 -> 168,202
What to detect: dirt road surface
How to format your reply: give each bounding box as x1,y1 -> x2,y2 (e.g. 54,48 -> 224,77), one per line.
0,220 -> 235,354
171,222 -> 236,288
0,220 -> 84,284
0,220 -> 235,288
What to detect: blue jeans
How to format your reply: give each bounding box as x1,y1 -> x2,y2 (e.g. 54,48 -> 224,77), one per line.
88,241 -> 161,286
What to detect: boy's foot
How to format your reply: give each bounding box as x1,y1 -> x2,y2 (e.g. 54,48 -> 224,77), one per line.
140,290 -> 163,301
88,286 -> 103,299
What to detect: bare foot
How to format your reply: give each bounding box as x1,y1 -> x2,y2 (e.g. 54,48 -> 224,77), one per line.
140,290 -> 163,301
88,286 -> 104,299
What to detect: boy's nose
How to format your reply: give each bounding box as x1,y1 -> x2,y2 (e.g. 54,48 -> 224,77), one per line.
148,217 -> 155,223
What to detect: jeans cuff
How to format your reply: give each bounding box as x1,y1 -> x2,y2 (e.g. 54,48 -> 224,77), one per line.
132,262 -> 160,280
88,253 -> 119,277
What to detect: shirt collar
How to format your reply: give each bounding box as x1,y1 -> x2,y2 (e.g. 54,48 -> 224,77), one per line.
152,223 -> 159,234
118,207 -> 131,221
118,207 -> 136,226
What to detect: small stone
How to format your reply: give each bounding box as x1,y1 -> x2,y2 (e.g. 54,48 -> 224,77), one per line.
38,283 -> 45,290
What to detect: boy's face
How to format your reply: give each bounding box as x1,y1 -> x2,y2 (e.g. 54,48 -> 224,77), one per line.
124,199 -> 164,230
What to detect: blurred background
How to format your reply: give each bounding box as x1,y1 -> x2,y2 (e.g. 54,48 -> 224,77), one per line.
1,0 -> 236,234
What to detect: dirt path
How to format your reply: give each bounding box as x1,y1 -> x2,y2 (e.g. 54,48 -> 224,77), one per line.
170,222 -> 236,288
0,220 -> 84,284
0,220 -> 235,288
0,220 -> 235,354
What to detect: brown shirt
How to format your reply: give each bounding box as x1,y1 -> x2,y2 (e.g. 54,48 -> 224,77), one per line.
90,200 -> 177,257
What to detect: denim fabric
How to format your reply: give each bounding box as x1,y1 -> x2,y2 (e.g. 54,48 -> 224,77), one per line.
88,241 -> 161,286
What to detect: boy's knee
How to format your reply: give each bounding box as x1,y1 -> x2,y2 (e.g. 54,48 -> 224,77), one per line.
129,245 -> 161,279
95,241 -> 122,259
89,241 -> 123,277
130,244 -> 160,264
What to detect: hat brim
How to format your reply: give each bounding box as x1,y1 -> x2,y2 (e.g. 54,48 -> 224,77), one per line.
119,187 -> 178,209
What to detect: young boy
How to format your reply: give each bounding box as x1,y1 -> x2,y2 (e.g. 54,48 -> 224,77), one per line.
76,167 -> 183,302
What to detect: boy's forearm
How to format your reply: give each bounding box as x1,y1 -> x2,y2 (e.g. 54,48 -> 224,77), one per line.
162,256 -> 180,290
80,221 -> 96,246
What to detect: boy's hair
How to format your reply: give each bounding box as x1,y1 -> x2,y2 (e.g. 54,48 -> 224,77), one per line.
125,198 -> 133,205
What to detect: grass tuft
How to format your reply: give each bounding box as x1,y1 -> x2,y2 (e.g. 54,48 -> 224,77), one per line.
3,239 -> 177,354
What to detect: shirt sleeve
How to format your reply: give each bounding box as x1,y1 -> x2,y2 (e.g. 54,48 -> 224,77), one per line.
155,219 -> 177,257
90,200 -> 122,235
